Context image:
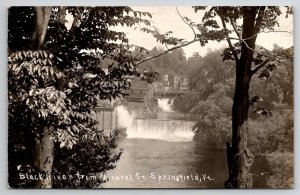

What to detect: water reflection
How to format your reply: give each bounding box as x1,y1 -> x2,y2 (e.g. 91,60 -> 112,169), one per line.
103,139 -> 228,188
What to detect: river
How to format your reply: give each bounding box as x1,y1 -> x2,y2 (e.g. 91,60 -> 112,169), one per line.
103,101 -> 267,188
103,138 -> 228,188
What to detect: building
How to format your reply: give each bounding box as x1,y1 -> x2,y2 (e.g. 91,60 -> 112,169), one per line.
125,79 -> 148,102
153,74 -> 189,93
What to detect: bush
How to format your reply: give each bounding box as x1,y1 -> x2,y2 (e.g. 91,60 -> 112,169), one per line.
248,109 -> 293,155
266,152 -> 293,188
191,83 -> 233,148
52,130 -> 122,188
173,92 -> 201,113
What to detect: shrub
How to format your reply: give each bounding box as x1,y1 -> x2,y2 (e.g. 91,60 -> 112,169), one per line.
248,109 -> 293,155
52,130 -> 122,188
266,152 -> 294,188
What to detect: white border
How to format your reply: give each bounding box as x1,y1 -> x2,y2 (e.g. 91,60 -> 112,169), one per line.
0,1 -> 298,195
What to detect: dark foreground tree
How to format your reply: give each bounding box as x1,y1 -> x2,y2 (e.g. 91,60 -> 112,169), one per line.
8,6 -> 153,188
203,7 -> 293,188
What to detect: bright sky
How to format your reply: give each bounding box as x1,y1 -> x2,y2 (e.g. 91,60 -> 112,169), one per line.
65,7 -> 293,58
116,7 -> 293,58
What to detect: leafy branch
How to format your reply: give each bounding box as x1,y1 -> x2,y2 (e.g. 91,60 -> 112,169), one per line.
135,38 -> 203,65
219,15 -> 239,62
176,7 -> 197,38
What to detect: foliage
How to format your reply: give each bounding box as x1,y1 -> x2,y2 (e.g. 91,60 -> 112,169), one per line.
188,49 -> 235,99
173,92 -> 201,113
142,6 -> 293,188
185,46 -> 293,156
248,107 -> 293,155
185,52 -> 203,74
140,27 -> 185,46
266,152 -> 293,188
250,46 -> 293,109
52,130 -> 122,188
172,48 -> 235,115
138,47 -> 187,75
191,82 -> 234,148
8,7 -> 36,51
8,6 -> 154,188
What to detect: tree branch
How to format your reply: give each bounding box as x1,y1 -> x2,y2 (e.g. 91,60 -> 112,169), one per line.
230,18 -> 241,39
135,27 -> 291,68
135,38 -> 202,66
164,44 -> 170,50
241,39 -> 278,62
176,7 -> 197,39
70,7 -> 84,31
251,59 -> 270,76
220,16 -> 239,62
254,6 -> 266,33
135,35 -> 241,66
243,30 -> 292,41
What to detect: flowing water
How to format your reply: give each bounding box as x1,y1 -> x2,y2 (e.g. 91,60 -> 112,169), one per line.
103,103 -> 267,188
157,98 -> 174,112
126,119 -> 195,141
103,104 -> 228,188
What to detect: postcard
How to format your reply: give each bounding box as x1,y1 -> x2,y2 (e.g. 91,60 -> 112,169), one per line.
8,6 -> 293,189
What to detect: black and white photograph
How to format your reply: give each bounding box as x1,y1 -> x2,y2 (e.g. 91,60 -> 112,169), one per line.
7,6 -> 294,189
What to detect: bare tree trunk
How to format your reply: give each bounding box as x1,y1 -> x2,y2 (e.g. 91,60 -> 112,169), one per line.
31,7 -> 52,49
32,127 -> 54,188
58,6 -> 67,24
225,8 -> 257,188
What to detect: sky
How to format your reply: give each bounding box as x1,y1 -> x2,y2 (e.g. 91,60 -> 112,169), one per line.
114,7 -> 293,58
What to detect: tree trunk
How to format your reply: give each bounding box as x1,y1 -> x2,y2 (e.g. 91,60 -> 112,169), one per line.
31,6 -> 54,188
225,8 -> 258,188
58,6 -> 67,24
31,7 -> 52,49
32,126 -> 54,188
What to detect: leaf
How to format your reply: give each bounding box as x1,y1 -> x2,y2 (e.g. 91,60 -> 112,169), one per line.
33,64 -> 39,72
18,52 -> 22,60
43,59 -> 48,66
49,53 -> 54,59
38,89 -> 45,95
15,67 -> 21,74
39,50 -> 44,58
22,51 -> 27,58
29,89 -> 34,96
54,106 -> 62,114
37,65 -> 41,76
26,98 -> 30,105
29,63 -> 34,73
60,142 -> 66,148
43,50 -> 48,58
72,125 -> 80,133
49,66 -> 54,76
12,64 -> 17,71
47,59 -> 53,66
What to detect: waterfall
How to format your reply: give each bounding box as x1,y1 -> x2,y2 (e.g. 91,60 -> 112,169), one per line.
127,119 -> 195,141
116,105 -> 195,142
115,105 -> 135,128
157,98 -> 174,112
